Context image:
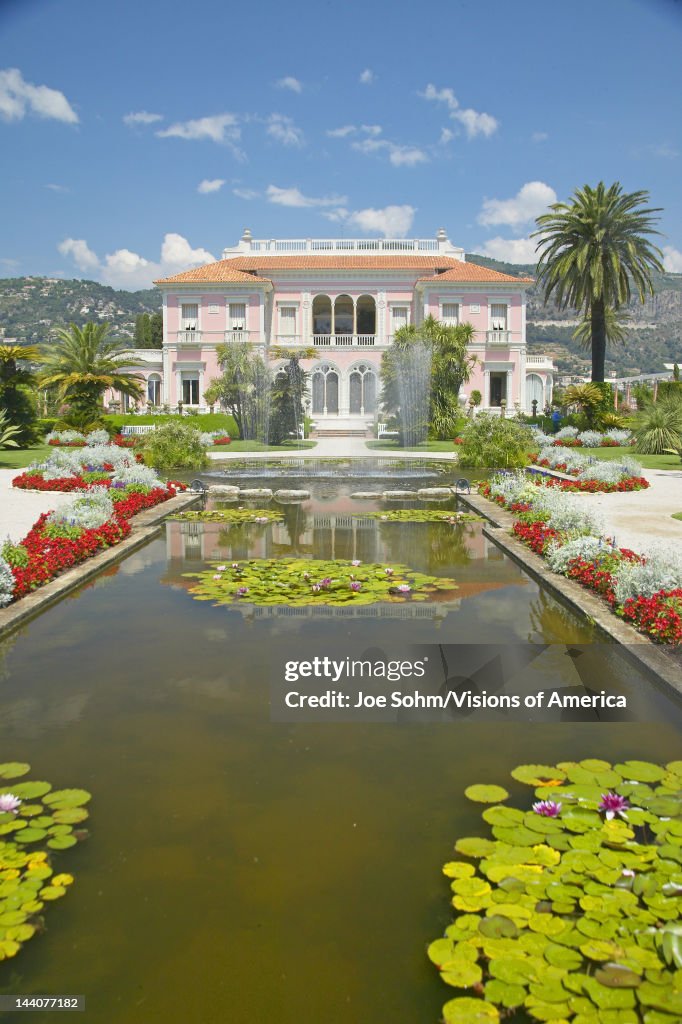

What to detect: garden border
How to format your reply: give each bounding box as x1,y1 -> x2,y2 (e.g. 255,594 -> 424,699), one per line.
0,491 -> 199,641
457,491 -> 682,700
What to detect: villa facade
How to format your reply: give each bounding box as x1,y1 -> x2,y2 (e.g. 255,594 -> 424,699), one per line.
122,230 -> 555,427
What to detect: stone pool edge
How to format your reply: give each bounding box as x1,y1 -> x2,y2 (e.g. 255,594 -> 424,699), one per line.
0,491 -> 199,641
458,491 -> 682,700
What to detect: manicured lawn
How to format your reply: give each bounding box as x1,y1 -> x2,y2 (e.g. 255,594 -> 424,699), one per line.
211,440 -> 316,453
0,445 -> 51,469
365,440 -> 456,452
587,447 -> 679,470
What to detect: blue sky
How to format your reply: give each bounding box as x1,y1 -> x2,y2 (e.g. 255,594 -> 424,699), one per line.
1,0 -> 681,290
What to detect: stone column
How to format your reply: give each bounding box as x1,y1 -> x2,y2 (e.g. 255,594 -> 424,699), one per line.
506,368 -> 514,406
483,369 -> 491,408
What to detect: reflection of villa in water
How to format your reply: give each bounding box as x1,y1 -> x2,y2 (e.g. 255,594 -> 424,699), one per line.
118,230 -> 556,427
165,514 -> 524,619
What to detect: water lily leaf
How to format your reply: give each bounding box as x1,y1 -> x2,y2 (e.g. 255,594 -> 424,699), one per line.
14,827 -> 48,843
442,996 -> 500,1022
38,885 -> 66,901
43,789 -> 91,808
492,825 -> 541,847
482,806 -> 525,826
489,957 -> 538,985
614,761 -> 665,783
443,862 -> 476,879
440,959 -> 483,988
484,979 -> 526,1008
479,915 -> 519,939
511,765 -> 566,787
455,837 -> 497,859
0,764 -> 31,780
0,939 -> 20,958
9,782 -> 51,800
52,807 -> 89,824
47,835 -> 77,850
4,923 -> 35,942
465,785 -> 510,804
543,942 -> 583,970
594,963 -> 642,988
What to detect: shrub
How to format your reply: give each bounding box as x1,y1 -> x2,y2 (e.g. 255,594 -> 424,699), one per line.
633,398 -> 682,454
603,428 -> 632,445
1,539 -> 29,568
576,459 -> 639,484
532,487 -> 604,534
577,430 -> 604,447
110,465 -> 161,490
0,554 -> 15,606
46,490 -> 115,531
139,421 -> 209,471
85,429 -> 110,446
612,548 -> 682,606
555,426 -> 579,440
546,534 -> 615,575
486,470 -> 536,506
457,414 -> 533,468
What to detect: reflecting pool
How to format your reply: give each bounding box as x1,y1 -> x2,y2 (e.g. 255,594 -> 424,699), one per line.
0,479 -> 680,1023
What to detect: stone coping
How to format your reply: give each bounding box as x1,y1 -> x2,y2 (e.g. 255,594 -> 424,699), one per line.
457,491 -> 682,699
0,492 -> 199,642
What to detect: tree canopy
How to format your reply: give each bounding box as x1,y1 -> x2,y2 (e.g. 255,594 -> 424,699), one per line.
532,182 -> 664,382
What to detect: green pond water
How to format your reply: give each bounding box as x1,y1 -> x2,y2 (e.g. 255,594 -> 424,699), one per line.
0,477 -> 680,1023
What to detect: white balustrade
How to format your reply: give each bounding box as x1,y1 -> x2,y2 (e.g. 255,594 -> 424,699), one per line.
176,330 -> 202,344
486,330 -> 511,345
356,335 -> 375,346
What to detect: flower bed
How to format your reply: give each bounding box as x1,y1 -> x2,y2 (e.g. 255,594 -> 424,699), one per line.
1,481 -> 186,606
479,472 -> 682,644
13,471 -> 113,492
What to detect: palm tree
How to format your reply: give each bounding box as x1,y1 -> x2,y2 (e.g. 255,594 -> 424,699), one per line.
39,323 -> 144,428
0,343 -> 41,445
0,409 -> 21,449
532,182 -> 664,382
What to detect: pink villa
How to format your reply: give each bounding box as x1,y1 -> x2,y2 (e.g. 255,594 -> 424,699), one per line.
118,229 -> 555,429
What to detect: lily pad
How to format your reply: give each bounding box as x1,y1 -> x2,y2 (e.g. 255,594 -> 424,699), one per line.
464,785 -> 510,804
442,997 -> 500,1022
0,763 -> 30,780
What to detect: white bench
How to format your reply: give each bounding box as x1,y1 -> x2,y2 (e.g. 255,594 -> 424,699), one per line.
120,425 -> 156,436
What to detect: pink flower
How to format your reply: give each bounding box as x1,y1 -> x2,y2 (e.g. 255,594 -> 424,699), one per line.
216,564 -> 226,571
350,581 -> 362,592
0,793 -> 21,814
532,800 -> 562,818
213,574 -> 223,580
599,792 -> 629,819
236,586 -> 249,597
396,584 -> 411,593
319,577 -> 332,588
351,560 -> 361,566
231,562 -> 240,569
311,584 -> 321,593
384,568 -> 394,576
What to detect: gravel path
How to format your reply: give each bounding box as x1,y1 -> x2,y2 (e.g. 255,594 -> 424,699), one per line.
0,469 -> 72,544
568,467 -> 682,553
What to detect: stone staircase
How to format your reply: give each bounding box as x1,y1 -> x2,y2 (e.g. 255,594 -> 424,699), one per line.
310,417 -> 373,438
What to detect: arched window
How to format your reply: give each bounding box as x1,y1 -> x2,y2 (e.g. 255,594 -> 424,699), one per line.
312,295 -> 332,336
333,294 -> 353,336
312,364 -> 339,415
147,373 -> 161,406
525,373 -> 544,411
356,295 -> 376,336
349,364 -> 377,415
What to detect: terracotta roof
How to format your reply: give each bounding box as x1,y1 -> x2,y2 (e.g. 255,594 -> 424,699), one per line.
154,264 -> 268,285
417,265 -> 534,284
155,254 -> 534,285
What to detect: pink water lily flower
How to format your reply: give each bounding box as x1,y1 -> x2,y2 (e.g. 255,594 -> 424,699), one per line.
236,586 -> 249,597
599,792 -> 629,820
0,793 -> 21,814
231,563 -> 240,568
349,581 -> 362,592
384,568 -> 394,576
254,516 -> 269,523
396,584 -> 411,593
311,584 -> 321,593
216,565 -> 227,571
532,800 -> 562,818
351,560 -> 361,566
213,574 -> 223,581
320,577 -> 332,588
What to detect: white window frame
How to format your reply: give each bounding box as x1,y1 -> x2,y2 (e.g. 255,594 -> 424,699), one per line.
441,302 -> 460,325
390,304 -> 410,333
180,301 -> 199,331
228,301 -> 247,332
181,372 -> 200,405
278,304 -> 298,336
489,302 -> 509,331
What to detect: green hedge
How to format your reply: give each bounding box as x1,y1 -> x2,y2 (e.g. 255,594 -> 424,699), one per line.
103,413 -> 238,435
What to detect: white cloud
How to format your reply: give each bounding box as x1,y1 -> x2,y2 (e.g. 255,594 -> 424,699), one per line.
339,204 -> 416,238
123,110 -> 163,126
327,124 -> 356,138
197,178 -> 225,194
663,246 -> 682,273
421,83 -> 498,138
276,76 -> 302,93
157,113 -> 240,144
58,233 -> 215,290
233,187 -> 260,200
266,185 -> 347,208
439,127 -> 454,145
478,237 -> 538,263
478,181 -> 557,227
531,131 -> 548,143
360,124 -> 382,136
266,113 -> 304,147
351,137 -> 428,167
0,67 -> 78,124
0,257 -> 20,269
58,238 -> 99,272
45,183 -> 69,193
359,69 -> 376,85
